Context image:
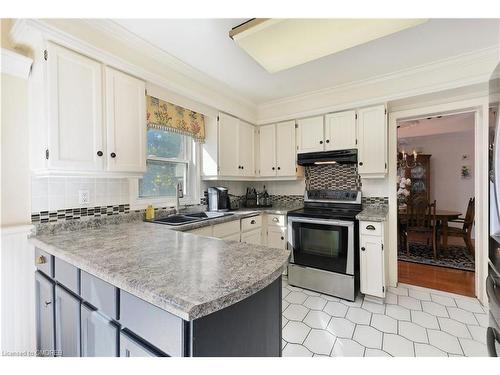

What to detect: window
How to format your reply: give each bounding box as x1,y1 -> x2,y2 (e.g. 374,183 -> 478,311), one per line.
134,128 -> 199,206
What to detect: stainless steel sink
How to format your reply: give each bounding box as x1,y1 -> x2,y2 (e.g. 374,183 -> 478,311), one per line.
148,212 -> 234,226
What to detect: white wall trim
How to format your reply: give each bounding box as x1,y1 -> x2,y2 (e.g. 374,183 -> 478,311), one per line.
387,97 -> 489,306
10,19 -> 257,124
257,45 -> 499,124
0,48 -> 32,79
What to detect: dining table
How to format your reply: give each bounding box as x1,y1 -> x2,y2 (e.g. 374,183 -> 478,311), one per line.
398,207 -> 462,251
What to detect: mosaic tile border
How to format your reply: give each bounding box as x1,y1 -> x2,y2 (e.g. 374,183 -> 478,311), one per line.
31,204 -> 131,224
305,164 -> 361,191
362,196 -> 389,207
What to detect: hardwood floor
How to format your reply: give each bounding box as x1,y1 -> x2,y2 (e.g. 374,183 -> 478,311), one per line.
398,261 -> 475,297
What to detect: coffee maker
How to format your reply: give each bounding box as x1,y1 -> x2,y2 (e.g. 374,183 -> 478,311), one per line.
207,187 -> 230,212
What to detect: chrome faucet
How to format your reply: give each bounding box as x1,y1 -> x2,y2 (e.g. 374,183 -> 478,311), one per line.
175,182 -> 184,214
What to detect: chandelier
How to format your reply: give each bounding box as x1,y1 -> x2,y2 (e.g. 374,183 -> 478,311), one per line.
398,149 -> 420,169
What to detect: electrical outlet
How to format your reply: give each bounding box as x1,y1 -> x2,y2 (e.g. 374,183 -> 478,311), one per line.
78,190 -> 90,205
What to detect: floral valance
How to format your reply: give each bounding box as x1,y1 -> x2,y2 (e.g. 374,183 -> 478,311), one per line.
146,95 -> 205,143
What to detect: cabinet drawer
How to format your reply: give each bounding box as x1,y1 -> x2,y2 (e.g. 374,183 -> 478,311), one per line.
188,226 -> 213,237
213,220 -> 240,238
55,258 -> 80,295
360,221 -> 382,236
120,291 -> 183,357
241,215 -> 262,232
35,248 -> 54,278
267,214 -> 286,227
81,272 -> 118,320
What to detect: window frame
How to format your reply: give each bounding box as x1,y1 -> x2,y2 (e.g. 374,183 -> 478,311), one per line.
129,131 -> 201,210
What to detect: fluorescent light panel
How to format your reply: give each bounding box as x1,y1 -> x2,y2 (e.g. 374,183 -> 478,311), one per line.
231,19 -> 427,73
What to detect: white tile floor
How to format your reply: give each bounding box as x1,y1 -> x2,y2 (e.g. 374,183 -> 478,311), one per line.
281,277 -> 489,357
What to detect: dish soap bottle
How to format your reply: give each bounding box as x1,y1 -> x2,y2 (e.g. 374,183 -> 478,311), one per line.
146,204 -> 155,220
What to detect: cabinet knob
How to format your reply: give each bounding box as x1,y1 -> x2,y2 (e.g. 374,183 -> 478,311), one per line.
97,151 -> 103,157
361,247 -> 366,251
36,255 -> 46,265
326,139 -> 330,143
277,166 -> 281,170
319,140 -> 323,144
241,166 -> 244,170
272,167 -> 275,170
250,220 -> 256,225
359,162 -> 363,166
281,236 -> 284,240
110,152 -> 116,158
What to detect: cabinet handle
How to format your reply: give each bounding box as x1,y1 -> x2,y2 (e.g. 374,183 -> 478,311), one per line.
97,151 -> 103,157
250,220 -> 256,225
361,247 -> 366,251
366,225 -> 376,231
359,162 -> 363,166
326,139 -> 330,143
35,255 -> 46,265
110,152 -> 116,158
272,217 -> 279,222
44,301 -> 52,306
319,140 -> 323,144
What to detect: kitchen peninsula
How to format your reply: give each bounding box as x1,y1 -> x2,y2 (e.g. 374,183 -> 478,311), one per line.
30,221 -> 290,357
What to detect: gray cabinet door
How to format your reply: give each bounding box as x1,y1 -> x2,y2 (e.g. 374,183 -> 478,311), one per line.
81,304 -> 118,357
119,331 -> 160,357
55,285 -> 81,357
35,272 -> 55,356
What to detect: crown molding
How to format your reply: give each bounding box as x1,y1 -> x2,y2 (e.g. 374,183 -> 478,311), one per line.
0,48 -> 32,79
257,45 -> 500,124
10,19 -> 257,123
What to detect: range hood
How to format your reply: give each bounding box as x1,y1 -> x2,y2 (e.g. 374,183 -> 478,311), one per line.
297,149 -> 357,166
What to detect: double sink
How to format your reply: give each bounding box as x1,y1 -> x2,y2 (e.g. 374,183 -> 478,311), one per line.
149,211 -> 234,226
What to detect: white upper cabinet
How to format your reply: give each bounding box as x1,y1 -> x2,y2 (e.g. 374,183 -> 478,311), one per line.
324,110 -> 357,151
217,113 -> 255,177
47,42 -> 104,171
238,120 -> 255,177
357,105 -> 387,178
276,121 -> 297,176
258,124 -> 276,177
105,67 -> 146,173
218,113 -> 240,176
297,116 -> 324,153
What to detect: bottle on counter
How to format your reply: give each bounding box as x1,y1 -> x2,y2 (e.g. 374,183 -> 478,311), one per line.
145,204 -> 155,220
262,185 -> 271,207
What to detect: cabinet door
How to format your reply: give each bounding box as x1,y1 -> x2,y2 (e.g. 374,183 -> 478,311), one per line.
120,331 -> 160,357
218,113 -> 240,176
55,285 -> 81,357
325,110 -> 357,151
276,120 -> 297,176
47,42 -> 104,171
35,272 -> 55,356
241,228 -> 262,245
239,120 -> 255,176
297,116 -> 324,153
360,235 -> 385,298
267,226 -> 286,249
221,232 -> 241,241
81,304 -> 118,357
105,67 -> 146,173
357,105 -> 387,177
259,124 -> 276,177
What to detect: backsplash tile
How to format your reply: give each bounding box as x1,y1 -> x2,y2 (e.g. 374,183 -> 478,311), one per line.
305,164 -> 361,190
362,196 -> 389,207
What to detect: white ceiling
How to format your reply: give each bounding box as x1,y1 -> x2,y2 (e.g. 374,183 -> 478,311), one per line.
398,112 -> 475,139
113,18 -> 500,104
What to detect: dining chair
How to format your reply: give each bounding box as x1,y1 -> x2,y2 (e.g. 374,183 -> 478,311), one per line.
439,197 -> 475,255
404,196 -> 438,258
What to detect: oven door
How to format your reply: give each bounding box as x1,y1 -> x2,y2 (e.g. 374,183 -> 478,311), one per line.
288,217 -> 355,275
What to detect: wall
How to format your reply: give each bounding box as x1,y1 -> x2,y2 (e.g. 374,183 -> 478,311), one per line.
400,130 -> 475,223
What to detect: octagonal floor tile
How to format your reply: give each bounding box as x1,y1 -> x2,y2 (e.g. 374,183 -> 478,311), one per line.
383,333 -> 414,357
370,313 -> 397,334
430,293 -> 456,307
455,298 -> 485,314
408,289 -> 431,301
399,321 -> 428,343
327,317 -> 355,338
283,304 -> 309,321
386,304 -> 411,321
303,310 -> 331,330
324,301 -> 348,317
346,307 -> 371,325
331,338 -> 365,357
467,325 -> 487,344
282,321 -> 311,344
411,310 -> 439,329
303,329 -> 336,355
414,343 -> 447,357
353,325 -> 382,349
427,329 -> 463,355
459,338 -> 488,357
361,300 -> 385,314
364,348 -> 391,357
285,291 -> 308,304
384,292 -> 398,305
437,317 -> 471,339
282,343 -> 313,357
398,295 -> 422,311
303,296 -> 327,310
447,307 -> 477,325
422,301 -> 448,317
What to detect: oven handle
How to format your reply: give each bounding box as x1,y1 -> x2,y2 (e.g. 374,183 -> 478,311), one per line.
487,327 -> 499,357
287,217 -> 355,228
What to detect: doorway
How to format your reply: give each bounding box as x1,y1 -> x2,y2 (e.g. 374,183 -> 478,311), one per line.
396,112 -> 476,296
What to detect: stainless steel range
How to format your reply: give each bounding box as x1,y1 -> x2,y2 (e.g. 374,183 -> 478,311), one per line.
287,189 -> 362,301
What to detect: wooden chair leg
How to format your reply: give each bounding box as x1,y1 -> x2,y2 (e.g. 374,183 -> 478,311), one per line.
464,234 -> 474,256
432,232 -> 437,259
406,233 -> 410,255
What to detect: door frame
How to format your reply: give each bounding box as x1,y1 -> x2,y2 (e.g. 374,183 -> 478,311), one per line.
387,97 -> 489,305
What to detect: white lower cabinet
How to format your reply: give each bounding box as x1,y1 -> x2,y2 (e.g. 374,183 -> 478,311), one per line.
266,226 -> 286,249
241,228 -> 262,245
188,226 -> 213,237
359,220 -> 386,299
221,232 -> 241,241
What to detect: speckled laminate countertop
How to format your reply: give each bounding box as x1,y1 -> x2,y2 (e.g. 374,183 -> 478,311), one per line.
356,206 -> 389,222
30,221 -> 290,321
